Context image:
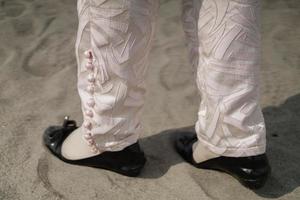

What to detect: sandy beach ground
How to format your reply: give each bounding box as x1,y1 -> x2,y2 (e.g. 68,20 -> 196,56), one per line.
0,0 -> 300,199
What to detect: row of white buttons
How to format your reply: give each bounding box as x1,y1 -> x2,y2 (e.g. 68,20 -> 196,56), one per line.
83,50 -> 99,154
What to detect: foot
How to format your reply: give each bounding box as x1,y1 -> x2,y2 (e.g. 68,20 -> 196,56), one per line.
192,141 -> 220,163
43,116 -> 146,177
61,126 -> 102,160
174,131 -> 271,189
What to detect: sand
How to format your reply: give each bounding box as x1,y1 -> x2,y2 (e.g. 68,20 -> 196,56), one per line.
0,0 -> 300,199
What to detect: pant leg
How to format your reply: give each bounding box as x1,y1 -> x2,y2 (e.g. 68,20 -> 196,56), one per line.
75,0 -> 159,153
193,0 -> 266,157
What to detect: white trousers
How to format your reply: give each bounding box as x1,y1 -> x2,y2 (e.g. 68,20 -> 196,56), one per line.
75,0 -> 266,157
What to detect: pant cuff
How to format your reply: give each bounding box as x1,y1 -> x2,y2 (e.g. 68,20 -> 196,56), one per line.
95,130 -> 140,152
197,137 -> 266,157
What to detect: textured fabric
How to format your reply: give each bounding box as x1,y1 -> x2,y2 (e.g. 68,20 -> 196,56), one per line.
75,0 -> 159,153
184,0 -> 266,157
75,0 -> 266,156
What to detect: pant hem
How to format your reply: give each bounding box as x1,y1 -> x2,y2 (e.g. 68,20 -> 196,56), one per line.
197,137 -> 266,157
95,133 -> 140,152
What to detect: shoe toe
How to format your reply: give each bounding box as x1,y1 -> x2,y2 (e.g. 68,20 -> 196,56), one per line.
174,131 -> 197,163
43,124 -> 77,156
43,126 -> 62,143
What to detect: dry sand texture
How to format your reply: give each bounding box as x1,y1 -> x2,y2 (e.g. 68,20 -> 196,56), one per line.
0,0 -> 300,199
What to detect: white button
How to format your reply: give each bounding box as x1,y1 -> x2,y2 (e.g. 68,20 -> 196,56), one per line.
92,147 -> 99,154
84,121 -> 92,130
87,139 -> 95,146
87,98 -> 95,108
85,110 -> 94,117
86,62 -> 94,70
87,85 -> 95,94
84,50 -> 92,59
84,133 -> 92,140
88,74 -> 95,83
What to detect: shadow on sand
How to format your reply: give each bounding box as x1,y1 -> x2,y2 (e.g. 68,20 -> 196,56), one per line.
140,94 -> 300,198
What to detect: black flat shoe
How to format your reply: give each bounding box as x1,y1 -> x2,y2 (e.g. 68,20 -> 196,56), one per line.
43,116 -> 146,177
175,131 -> 271,189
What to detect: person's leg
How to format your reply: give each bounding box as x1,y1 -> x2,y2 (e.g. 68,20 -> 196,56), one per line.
178,0 -> 270,189
44,0 -> 159,175
181,0 -> 220,163
61,0 -> 159,159
194,0 -> 266,160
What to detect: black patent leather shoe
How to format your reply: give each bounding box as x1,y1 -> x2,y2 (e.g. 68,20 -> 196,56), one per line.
175,131 -> 271,189
43,116 -> 146,177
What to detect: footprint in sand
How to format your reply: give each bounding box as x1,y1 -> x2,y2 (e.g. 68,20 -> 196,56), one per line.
0,0 -> 26,20
37,153 -> 65,199
11,16 -> 34,36
23,32 -> 76,77
0,47 -> 8,66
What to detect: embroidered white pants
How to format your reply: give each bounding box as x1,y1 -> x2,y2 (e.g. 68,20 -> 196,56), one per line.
75,0 -> 266,157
